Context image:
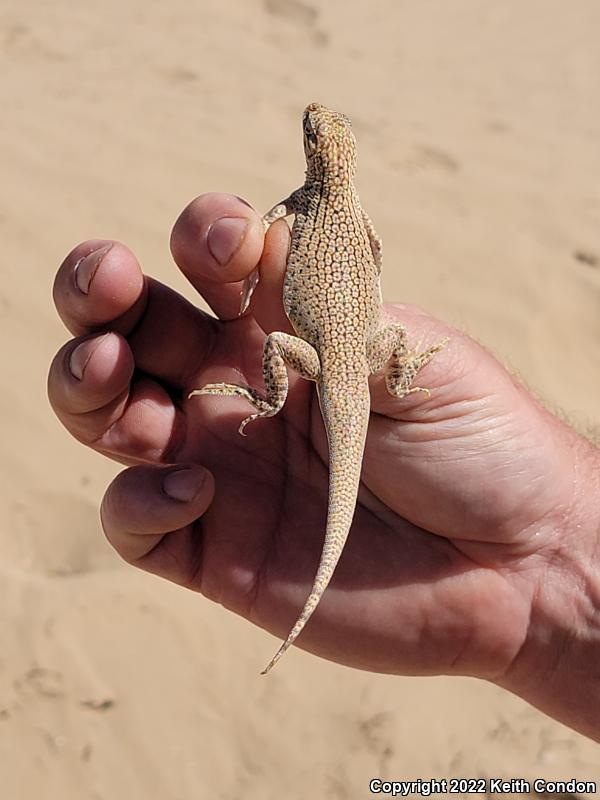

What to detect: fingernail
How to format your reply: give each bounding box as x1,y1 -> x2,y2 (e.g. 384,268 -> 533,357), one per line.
74,243 -> 113,294
69,334 -> 109,380
163,468 -> 206,503
234,196 -> 254,210
207,217 -> 248,266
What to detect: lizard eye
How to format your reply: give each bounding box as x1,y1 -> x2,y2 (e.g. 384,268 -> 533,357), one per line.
317,122 -> 329,136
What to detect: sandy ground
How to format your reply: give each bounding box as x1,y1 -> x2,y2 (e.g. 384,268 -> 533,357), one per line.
1,0 -> 600,797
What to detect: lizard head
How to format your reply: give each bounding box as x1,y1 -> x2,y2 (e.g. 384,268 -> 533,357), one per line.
302,103 -> 357,173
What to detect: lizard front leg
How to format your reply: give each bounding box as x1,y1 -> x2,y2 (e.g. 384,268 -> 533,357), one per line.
361,209 -> 383,272
367,322 -> 447,398
189,332 -> 320,435
239,188 -> 306,314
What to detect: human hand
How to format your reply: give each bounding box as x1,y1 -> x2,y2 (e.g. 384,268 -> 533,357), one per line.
48,194 -> 600,735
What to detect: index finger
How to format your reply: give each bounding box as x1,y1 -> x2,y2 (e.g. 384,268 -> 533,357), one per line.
170,193 -> 292,332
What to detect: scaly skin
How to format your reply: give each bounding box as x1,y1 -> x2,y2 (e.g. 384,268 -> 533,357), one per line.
190,103 -> 445,672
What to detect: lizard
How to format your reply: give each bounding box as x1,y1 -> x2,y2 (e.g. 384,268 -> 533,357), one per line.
189,102 -> 446,674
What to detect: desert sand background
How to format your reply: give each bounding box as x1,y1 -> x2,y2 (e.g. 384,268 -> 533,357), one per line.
1,0 -> 600,797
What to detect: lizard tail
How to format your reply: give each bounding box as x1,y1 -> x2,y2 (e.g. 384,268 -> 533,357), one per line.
261,382 -> 370,674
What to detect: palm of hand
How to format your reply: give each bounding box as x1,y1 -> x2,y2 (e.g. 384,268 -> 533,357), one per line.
155,307 -> 558,676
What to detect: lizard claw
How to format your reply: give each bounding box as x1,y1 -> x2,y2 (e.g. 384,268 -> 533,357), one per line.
238,419 -> 249,436
188,384 -> 223,399
239,268 -> 260,316
238,413 -> 263,436
406,386 -> 431,398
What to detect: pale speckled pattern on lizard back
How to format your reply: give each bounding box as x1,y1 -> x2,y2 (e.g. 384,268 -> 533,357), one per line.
190,103 -> 446,673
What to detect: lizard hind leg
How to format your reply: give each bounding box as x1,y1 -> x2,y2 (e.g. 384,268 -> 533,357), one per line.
367,322 -> 447,399
189,331 -> 320,436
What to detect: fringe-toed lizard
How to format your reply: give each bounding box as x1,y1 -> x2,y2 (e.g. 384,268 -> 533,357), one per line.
190,103 -> 446,673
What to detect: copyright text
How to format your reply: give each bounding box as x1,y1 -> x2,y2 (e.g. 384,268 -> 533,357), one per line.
369,777 -> 597,796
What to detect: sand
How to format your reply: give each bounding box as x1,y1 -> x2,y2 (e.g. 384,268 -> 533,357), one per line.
1,0 -> 600,797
